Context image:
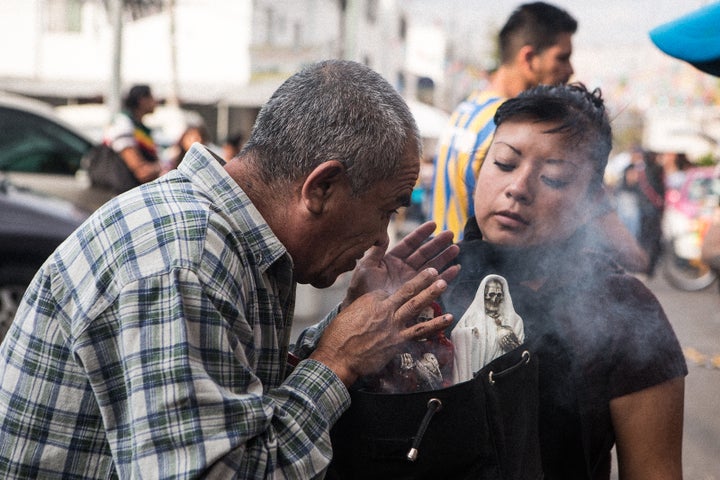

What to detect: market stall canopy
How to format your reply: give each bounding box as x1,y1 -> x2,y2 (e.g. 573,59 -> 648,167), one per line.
649,2 -> 720,77
406,99 -> 450,140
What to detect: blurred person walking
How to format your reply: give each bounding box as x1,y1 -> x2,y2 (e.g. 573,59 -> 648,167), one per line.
105,84 -> 162,185
635,150 -> 666,276
614,160 -> 643,240
221,131 -> 245,161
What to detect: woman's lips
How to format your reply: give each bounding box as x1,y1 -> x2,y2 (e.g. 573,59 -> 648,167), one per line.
494,210 -> 530,227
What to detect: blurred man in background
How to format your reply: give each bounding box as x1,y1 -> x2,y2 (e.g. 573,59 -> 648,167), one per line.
429,1 -> 576,241
428,1 -> 649,272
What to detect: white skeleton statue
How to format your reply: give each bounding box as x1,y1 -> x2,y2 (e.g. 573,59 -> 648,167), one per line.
451,274 -> 524,383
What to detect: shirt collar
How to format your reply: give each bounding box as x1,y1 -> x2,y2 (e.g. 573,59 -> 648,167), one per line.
177,144 -> 291,274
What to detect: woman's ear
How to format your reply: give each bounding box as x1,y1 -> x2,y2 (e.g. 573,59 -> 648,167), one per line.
301,160 -> 347,215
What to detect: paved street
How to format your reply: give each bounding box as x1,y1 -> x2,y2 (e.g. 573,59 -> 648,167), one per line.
292,264 -> 720,478
641,272 -> 720,479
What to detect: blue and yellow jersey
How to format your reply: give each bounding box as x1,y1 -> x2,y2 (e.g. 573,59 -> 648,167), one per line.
429,90 -> 505,240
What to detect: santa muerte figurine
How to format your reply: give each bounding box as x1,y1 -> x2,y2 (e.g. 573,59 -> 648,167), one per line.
451,274 -> 524,384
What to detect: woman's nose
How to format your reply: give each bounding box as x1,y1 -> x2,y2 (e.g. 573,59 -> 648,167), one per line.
505,171 -> 534,204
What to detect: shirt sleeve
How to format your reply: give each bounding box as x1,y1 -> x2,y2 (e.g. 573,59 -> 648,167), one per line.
74,268 -> 350,479
105,114 -> 136,152
603,275 -> 688,399
290,304 -> 340,359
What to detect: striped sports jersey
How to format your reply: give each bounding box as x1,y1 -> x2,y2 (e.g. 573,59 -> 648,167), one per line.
429,90 -> 505,240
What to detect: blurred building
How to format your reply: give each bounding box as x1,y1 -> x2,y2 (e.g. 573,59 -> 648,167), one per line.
0,0 -> 416,144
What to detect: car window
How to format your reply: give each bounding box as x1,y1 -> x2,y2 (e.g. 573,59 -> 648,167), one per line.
0,106 -> 91,175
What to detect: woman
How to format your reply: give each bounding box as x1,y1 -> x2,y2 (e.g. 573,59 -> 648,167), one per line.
441,84 -> 686,479
163,125 -> 210,173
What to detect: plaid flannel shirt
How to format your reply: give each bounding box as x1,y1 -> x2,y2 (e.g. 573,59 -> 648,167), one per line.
0,145 -> 349,479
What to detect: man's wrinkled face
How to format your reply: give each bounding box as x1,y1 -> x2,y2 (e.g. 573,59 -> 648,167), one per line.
484,280 -> 504,315
300,144 -> 420,289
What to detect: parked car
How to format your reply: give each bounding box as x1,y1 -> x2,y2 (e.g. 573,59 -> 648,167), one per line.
0,91 -> 117,213
0,92 -> 112,341
0,178 -> 88,340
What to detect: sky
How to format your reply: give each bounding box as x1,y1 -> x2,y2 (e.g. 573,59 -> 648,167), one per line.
405,0 -> 710,49
404,0 -> 712,80
405,0 -> 719,111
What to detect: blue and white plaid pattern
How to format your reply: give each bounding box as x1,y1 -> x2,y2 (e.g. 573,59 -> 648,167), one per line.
0,145 -> 349,479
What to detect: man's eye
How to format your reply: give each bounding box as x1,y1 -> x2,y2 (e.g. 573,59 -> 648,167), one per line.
493,161 -> 514,172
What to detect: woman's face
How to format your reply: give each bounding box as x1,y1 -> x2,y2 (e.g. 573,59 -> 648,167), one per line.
473,119 -> 597,248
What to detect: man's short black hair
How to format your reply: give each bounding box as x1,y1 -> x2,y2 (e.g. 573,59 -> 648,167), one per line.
499,2 -> 578,64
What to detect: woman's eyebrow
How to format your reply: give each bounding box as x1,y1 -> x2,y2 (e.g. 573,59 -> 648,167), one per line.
545,157 -> 579,169
495,141 -> 521,155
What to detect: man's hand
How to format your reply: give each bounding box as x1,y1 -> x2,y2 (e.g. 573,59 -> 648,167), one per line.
342,221 -> 460,308
310,268 -> 453,387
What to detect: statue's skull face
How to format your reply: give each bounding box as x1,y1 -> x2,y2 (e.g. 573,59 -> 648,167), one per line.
416,305 -> 435,323
484,281 -> 504,315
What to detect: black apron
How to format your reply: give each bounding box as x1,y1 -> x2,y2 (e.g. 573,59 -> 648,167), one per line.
326,345 -> 542,480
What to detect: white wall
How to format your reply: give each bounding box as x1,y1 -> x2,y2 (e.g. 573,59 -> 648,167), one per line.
0,0 -> 253,98
0,0 -> 42,77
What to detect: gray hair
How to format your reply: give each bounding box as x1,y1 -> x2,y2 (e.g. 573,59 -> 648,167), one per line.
242,60 -> 421,194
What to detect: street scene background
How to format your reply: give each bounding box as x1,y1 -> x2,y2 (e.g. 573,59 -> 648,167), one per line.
1,0 -> 719,477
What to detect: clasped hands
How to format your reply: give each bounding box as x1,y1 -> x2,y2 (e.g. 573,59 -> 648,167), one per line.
311,222 -> 460,386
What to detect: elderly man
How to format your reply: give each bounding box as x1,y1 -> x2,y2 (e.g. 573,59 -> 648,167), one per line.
0,60 -> 459,478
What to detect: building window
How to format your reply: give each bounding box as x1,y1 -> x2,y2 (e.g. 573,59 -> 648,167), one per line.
45,0 -> 83,33
399,15 -> 407,40
366,0 -> 377,23
265,7 -> 275,44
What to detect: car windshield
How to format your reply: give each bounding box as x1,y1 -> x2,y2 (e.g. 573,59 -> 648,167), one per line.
0,106 -> 91,175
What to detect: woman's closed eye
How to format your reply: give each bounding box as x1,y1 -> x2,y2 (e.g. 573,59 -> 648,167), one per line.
541,175 -> 570,189
493,160 -> 515,172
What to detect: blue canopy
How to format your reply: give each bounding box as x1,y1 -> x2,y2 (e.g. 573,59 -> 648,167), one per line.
649,2 -> 720,76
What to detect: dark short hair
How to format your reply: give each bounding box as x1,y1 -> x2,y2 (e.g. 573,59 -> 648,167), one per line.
499,2 -> 577,64
494,83 -> 612,189
123,84 -> 152,110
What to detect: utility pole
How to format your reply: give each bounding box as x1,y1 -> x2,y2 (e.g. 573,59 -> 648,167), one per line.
167,0 -> 179,106
341,0 -> 359,61
108,0 -> 123,121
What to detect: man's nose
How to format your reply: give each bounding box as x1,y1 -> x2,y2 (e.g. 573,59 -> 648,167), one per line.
374,228 -> 390,248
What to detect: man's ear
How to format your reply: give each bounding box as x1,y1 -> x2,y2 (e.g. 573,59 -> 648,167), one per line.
301,160 -> 346,215
518,44 -> 537,74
